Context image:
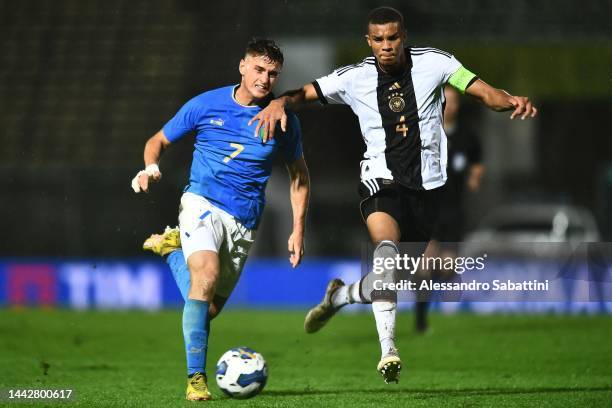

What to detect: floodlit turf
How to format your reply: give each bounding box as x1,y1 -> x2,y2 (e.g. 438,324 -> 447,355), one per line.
0,309 -> 610,407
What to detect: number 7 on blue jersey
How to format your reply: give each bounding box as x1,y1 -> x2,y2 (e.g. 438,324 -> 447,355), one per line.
223,143 -> 244,163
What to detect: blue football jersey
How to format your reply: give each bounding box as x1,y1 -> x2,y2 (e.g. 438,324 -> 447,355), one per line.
162,85 -> 303,229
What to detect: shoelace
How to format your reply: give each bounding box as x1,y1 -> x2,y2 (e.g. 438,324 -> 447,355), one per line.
190,373 -> 208,391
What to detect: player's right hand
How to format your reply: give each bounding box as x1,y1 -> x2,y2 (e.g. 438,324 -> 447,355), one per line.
287,230 -> 304,268
248,98 -> 287,143
509,95 -> 537,120
131,164 -> 162,193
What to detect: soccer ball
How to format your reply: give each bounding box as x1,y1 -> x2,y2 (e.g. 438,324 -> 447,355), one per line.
215,347 -> 268,399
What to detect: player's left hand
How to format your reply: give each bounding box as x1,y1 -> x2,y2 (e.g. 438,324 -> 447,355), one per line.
248,99 -> 287,143
509,96 -> 538,120
287,231 -> 304,268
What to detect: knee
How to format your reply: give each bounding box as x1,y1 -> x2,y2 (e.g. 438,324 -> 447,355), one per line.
375,240 -> 399,257
190,271 -> 216,292
374,240 -> 399,278
187,253 -> 219,299
189,254 -> 216,273
188,254 -> 218,282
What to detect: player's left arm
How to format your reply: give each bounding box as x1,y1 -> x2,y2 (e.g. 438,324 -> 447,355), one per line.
466,131 -> 485,192
467,163 -> 485,192
286,155 -> 310,268
465,79 -> 538,120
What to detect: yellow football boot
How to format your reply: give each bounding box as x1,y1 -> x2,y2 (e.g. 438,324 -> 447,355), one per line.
186,372 -> 212,401
142,226 -> 180,256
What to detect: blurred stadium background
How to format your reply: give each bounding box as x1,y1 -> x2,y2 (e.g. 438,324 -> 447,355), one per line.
1,1 -> 611,406
1,0 -> 611,311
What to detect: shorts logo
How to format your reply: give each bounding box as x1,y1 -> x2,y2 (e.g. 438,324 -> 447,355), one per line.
210,118 -> 224,126
388,92 -> 405,113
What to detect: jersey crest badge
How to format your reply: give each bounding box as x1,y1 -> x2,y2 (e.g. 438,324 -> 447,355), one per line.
388,92 -> 405,113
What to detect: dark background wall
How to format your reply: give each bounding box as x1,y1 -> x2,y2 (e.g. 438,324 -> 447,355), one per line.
1,0 -> 611,257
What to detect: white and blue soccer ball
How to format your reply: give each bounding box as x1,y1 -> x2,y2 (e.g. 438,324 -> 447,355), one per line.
215,347 -> 268,399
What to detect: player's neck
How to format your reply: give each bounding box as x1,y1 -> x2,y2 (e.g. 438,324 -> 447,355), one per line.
234,85 -> 260,107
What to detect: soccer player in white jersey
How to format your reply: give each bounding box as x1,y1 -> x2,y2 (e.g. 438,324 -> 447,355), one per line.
132,39 -> 310,400
249,7 -> 537,383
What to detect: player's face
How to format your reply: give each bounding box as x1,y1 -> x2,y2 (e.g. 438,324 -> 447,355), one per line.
366,22 -> 407,71
238,54 -> 282,103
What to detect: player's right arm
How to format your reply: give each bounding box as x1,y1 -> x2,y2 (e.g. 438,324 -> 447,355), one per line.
437,52 -> 537,120
248,83 -> 319,142
131,130 -> 172,193
132,94 -> 203,193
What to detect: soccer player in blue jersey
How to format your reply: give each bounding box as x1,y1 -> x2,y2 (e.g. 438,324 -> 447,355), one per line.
131,39 -> 310,401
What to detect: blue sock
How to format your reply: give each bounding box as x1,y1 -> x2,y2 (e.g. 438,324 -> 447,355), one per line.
167,250 -> 190,301
182,299 -> 210,376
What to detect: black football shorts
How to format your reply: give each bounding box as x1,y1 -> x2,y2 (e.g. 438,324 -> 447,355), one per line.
359,180 -> 443,243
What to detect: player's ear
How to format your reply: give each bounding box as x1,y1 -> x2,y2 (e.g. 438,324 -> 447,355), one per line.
365,34 -> 372,48
239,59 -> 246,76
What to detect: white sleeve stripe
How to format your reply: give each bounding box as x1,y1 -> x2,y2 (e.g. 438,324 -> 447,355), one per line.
410,47 -> 452,58
411,49 -> 452,59
337,63 -> 366,76
363,180 -> 374,195
364,179 -> 380,195
336,58 -> 375,76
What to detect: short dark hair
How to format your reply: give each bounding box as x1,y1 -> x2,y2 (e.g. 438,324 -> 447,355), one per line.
367,6 -> 404,29
245,38 -> 284,66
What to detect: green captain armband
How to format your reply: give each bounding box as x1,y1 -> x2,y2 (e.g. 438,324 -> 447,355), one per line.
448,66 -> 478,94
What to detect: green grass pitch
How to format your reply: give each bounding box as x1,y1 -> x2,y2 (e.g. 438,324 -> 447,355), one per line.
0,309 -> 611,407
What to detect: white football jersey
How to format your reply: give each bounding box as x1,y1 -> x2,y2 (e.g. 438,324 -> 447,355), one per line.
314,47 -> 468,192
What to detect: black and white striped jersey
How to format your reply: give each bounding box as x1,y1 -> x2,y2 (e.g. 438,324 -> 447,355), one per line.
313,47 -> 469,193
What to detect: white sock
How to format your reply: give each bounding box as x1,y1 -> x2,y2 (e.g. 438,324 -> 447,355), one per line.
348,282 -> 363,303
331,282 -> 367,309
331,285 -> 349,308
372,301 -> 397,357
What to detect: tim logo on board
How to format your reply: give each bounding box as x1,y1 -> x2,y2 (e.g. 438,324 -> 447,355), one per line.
60,263 -> 162,310
1,261 -> 164,310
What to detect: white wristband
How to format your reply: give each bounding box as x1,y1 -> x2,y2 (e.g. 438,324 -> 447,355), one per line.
144,163 -> 160,176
